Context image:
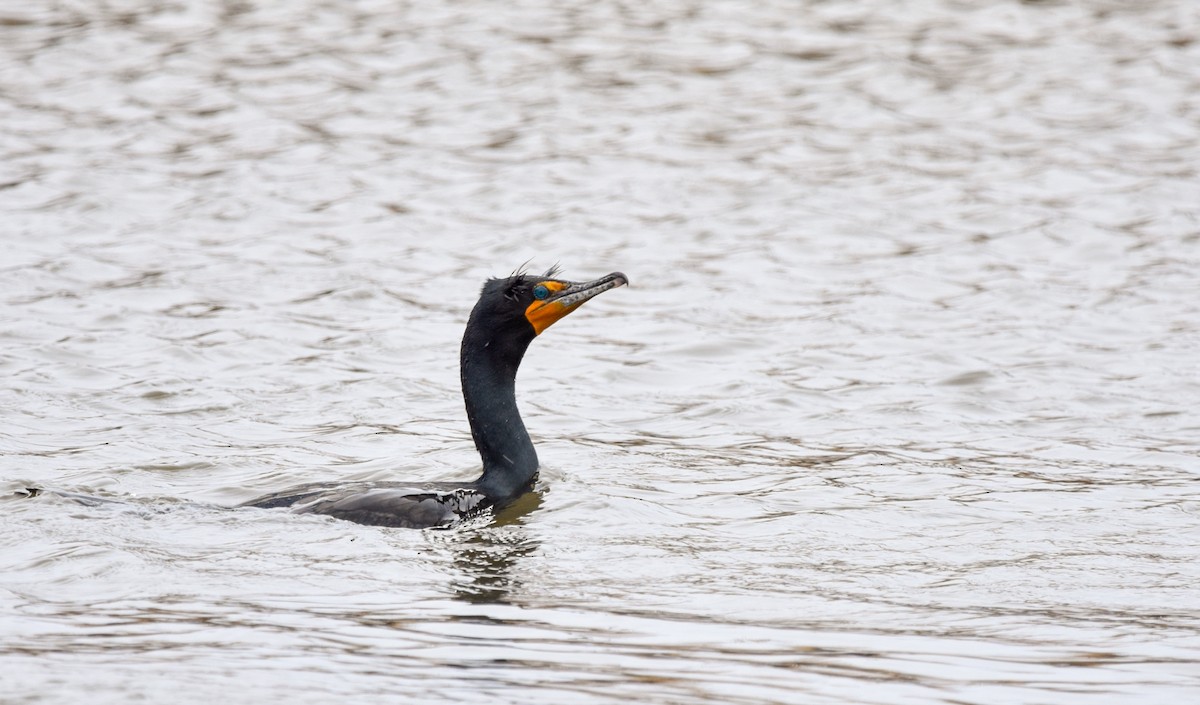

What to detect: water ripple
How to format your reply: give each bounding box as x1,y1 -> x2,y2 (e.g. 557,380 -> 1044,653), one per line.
4,0 -> 1200,703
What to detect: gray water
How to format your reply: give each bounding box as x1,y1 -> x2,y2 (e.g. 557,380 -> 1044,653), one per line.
3,1 -> 1200,703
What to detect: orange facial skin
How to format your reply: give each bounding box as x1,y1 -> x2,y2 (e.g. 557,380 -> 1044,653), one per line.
524,281 -> 570,335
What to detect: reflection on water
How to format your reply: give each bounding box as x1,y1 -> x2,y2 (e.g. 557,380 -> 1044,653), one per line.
446,491 -> 544,605
3,0 -> 1200,702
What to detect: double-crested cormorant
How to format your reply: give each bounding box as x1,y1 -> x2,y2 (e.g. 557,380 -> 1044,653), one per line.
241,269 -> 627,529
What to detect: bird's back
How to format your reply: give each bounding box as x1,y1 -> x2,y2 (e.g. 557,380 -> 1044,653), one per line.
240,481 -> 488,528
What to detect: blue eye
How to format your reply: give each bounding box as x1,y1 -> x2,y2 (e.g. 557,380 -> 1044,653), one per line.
533,284 -> 550,300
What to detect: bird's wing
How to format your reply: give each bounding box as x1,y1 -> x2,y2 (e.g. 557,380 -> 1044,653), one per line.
293,486 -> 489,529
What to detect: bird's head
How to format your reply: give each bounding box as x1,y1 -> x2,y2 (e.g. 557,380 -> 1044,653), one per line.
473,268 -> 629,341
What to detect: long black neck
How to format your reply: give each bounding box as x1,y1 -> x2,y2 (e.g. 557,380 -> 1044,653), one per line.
460,311 -> 538,503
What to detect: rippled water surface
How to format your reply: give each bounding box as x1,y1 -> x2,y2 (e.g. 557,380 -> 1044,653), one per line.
3,1 -> 1200,703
